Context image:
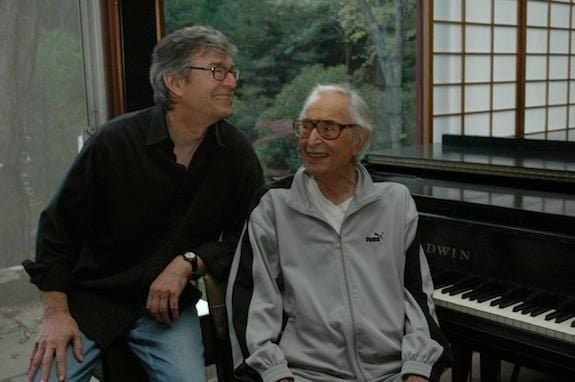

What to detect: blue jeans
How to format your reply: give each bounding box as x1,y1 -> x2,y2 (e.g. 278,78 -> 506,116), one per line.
32,304 -> 206,382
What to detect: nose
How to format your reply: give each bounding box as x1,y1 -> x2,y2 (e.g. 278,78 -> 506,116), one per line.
222,72 -> 237,89
306,126 -> 323,144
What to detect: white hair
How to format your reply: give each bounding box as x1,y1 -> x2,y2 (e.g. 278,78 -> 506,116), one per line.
299,84 -> 373,161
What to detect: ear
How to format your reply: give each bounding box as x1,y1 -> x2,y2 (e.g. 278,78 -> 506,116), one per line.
352,128 -> 369,156
163,74 -> 186,99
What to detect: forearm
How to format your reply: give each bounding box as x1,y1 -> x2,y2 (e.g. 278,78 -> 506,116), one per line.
40,291 -> 72,317
404,375 -> 428,382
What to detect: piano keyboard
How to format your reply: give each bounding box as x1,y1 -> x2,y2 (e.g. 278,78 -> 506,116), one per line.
432,274 -> 575,345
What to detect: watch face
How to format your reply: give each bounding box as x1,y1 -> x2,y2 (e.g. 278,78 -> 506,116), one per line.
184,252 -> 196,261
183,252 -> 198,273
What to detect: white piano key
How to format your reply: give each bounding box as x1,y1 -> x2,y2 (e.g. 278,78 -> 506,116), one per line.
432,288 -> 575,344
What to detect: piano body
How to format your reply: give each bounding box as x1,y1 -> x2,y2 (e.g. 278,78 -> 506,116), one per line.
364,135 -> 575,381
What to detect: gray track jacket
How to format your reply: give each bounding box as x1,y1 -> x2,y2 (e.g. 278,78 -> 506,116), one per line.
227,165 -> 451,382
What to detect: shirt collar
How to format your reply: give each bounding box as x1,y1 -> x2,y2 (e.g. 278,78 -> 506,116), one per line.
146,104 -> 226,148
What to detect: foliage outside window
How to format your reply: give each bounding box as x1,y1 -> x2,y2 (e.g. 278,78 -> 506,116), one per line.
164,0 -> 417,179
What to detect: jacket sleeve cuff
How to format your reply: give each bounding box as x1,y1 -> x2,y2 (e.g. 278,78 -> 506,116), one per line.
260,364 -> 293,382
401,360 -> 432,380
22,259 -> 71,292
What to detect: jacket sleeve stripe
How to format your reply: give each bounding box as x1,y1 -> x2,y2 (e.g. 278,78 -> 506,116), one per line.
231,226 -> 258,359
404,228 -> 454,376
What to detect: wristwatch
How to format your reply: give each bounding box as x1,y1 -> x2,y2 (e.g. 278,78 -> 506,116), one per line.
182,251 -> 199,277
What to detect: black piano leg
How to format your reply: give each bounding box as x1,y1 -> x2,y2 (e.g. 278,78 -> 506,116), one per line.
451,345 -> 472,382
480,353 -> 501,382
510,364 -> 521,382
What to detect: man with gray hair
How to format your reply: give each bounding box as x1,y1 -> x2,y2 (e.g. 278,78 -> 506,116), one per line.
227,84 -> 451,382
24,25 -> 263,382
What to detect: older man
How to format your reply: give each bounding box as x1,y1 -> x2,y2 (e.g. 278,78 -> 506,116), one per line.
23,25 -> 263,382
227,84 -> 451,382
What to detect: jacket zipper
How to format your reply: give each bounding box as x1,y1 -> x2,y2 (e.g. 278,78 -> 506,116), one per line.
337,233 -> 369,381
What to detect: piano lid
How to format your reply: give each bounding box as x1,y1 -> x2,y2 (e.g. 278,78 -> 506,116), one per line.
363,135 -> 575,234
364,135 -> 575,193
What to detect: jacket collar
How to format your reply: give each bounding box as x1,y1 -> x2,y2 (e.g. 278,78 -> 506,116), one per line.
287,164 -> 381,218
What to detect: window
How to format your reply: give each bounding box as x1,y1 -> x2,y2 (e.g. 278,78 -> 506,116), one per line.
163,0 -> 418,178
0,1 -> 106,379
428,0 -> 575,142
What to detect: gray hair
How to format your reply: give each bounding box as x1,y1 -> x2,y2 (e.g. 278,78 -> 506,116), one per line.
150,25 -> 238,109
299,84 -> 373,162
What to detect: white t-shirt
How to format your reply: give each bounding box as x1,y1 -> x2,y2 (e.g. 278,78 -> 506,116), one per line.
306,176 -> 352,234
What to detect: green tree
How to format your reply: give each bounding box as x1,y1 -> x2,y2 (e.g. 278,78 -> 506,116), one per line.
164,0 -> 224,33
339,0 -> 417,148
254,64 -> 348,178
220,0 -> 345,150
164,0 -> 348,162
162,0 -> 417,175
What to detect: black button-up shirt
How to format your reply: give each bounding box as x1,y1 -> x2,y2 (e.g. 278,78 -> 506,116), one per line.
23,105 -> 264,348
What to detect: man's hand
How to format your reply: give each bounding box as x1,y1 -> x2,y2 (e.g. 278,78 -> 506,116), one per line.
146,256 -> 195,325
404,375 -> 428,382
28,293 -> 83,382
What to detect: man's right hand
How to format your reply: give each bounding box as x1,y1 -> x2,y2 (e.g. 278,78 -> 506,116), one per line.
28,292 -> 83,382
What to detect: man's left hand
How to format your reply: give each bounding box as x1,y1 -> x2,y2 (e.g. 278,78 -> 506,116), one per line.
404,375 -> 428,382
146,256 -> 191,325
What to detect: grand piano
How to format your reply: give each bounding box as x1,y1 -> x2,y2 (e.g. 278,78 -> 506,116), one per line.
363,135 -> 575,381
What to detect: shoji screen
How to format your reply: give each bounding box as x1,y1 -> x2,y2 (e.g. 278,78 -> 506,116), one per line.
430,0 -> 575,142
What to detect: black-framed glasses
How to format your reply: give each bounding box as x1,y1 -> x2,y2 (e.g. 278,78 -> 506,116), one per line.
188,65 -> 240,81
293,119 -> 358,140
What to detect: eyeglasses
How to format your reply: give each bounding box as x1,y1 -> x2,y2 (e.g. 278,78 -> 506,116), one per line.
188,65 -> 240,81
293,119 -> 358,140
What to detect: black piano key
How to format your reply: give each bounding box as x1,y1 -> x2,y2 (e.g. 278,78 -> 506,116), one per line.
490,292 -> 518,307
489,296 -> 505,306
544,300 -> 570,321
490,287 -> 534,309
520,304 -> 541,315
522,293 -> 564,317
447,285 -> 473,296
545,300 -> 575,322
555,312 -> 575,324
461,290 -> 477,300
529,306 -> 550,317
523,293 -> 561,316
433,271 -> 462,290
513,292 -> 562,317
432,272 -> 456,289
461,280 -> 491,300
513,292 -> 544,314
434,279 -> 452,289
497,297 -> 520,309
476,293 -> 498,303
441,277 -> 482,296
474,282 -> 511,303
469,286 -> 491,297
512,302 -> 528,312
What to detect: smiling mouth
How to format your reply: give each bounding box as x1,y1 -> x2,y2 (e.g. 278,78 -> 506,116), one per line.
306,152 -> 328,158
